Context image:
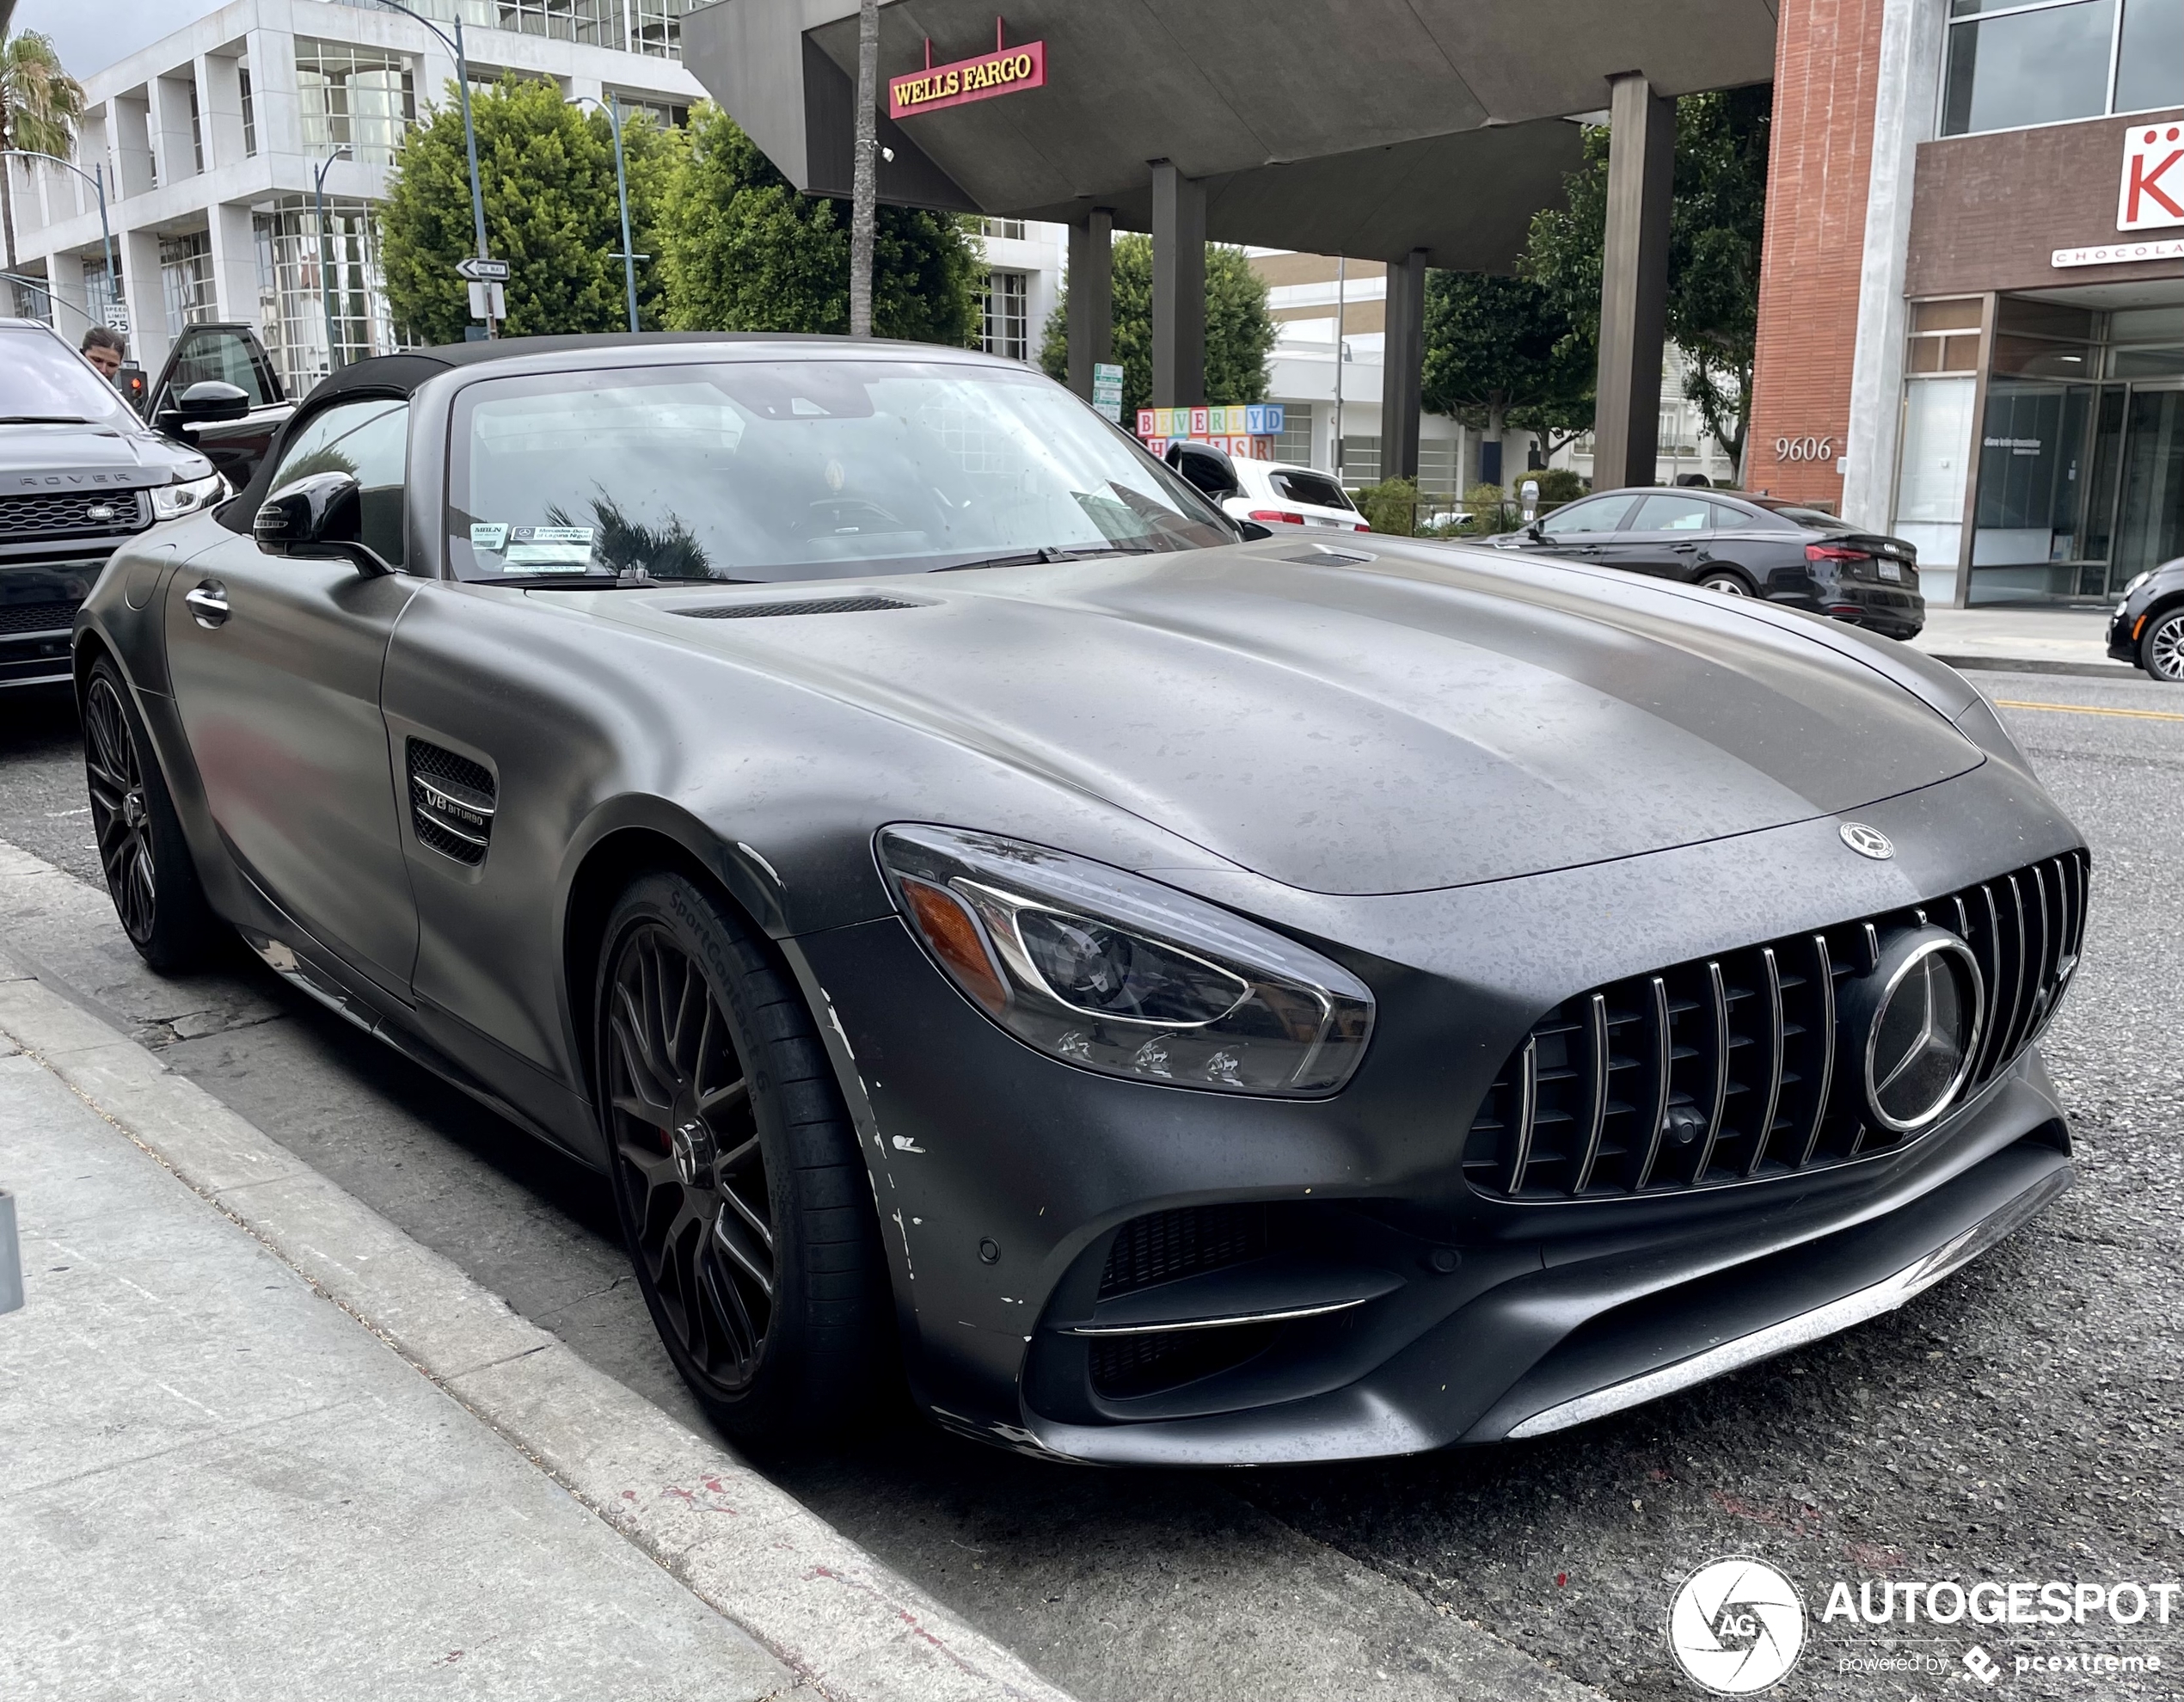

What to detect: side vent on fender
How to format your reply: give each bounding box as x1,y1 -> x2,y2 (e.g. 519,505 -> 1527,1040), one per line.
408,739 -> 495,867
676,595 -> 917,619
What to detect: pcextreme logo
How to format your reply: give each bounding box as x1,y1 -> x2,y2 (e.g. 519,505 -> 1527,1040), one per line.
1667,1558 -> 1807,1694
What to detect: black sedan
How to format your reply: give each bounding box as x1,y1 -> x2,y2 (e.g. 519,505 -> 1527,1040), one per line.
75,334 -> 2084,1465
1494,486 -> 1926,638
2106,556 -> 2184,680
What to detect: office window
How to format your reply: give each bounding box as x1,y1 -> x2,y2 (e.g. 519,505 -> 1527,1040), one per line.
1417,435 -> 1459,495
239,56 -> 257,157
186,79 -> 206,174
981,218 -> 1025,241
1340,435 -> 1380,485
1274,402 -> 1314,466
83,256 -> 124,329
982,270 -> 1028,362
296,38 -> 416,167
1942,0 -> 2184,137
160,230 -> 217,335
611,92 -> 690,129
253,195 -> 400,392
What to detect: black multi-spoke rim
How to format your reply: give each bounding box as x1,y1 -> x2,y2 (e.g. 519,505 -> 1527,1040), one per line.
605,923 -> 774,1393
83,676 -> 156,945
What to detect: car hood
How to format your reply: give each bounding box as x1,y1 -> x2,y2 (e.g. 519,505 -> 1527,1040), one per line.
0,420 -> 198,490
594,541 -> 1985,896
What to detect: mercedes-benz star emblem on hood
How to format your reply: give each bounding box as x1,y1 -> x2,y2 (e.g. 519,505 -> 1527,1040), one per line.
1839,821 -> 1895,860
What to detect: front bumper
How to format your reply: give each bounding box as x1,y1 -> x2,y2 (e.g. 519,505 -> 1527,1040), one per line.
0,550 -> 117,689
2108,605 -> 2142,662
796,761 -> 2081,1465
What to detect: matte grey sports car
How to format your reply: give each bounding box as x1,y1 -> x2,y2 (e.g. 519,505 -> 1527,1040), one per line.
76,335 -> 2088,1465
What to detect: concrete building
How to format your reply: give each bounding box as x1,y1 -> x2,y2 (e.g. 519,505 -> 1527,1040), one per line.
3,0 -> 703,393
1750,0 -> 2184,606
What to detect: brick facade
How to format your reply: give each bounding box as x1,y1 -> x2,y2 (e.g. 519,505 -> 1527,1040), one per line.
1745,0 -> 1886,507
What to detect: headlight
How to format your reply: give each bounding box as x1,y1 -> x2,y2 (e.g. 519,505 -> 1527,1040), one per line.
151,470 -> 226,520
2121,570 -> 2154,599
876,824 -> 1374,1096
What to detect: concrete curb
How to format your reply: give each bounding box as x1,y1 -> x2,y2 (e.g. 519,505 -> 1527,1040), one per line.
1927,653 -> 2139,679
0,917 -> 1077,1702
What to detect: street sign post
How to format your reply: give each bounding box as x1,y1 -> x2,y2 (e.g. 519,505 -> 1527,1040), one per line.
467,280 -> 506,321
456,256 -> 510,282
1091,360 -> 1124,424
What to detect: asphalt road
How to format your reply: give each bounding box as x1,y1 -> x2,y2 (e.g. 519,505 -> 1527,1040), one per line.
2,665 -> 2178,1702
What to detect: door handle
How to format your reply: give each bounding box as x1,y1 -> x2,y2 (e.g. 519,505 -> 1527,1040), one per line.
1672,543 -> 1698,553
184,580 -> 230,628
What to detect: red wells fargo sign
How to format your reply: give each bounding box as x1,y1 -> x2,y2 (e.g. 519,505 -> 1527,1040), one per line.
888,36 -> 1046,120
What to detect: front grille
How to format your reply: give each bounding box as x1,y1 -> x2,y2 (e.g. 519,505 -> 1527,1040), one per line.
407,739 -> 496,867
1089,1323 -> 1278,1398
0,489 -> 147,539
1463,851 -> 2088,1201
678,595 -> 916,619
1098,1203 -> 1269,1300
0,599 -> 81,636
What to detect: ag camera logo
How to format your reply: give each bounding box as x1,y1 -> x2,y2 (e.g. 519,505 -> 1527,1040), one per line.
1668,1557 -> 1807,1693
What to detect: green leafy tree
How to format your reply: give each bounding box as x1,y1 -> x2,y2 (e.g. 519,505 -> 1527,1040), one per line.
657,102 -> 979,343
378,74 -> 680,344
1,31 -> 86,277
1523,86 -> 1772,478
1038,234 -> 1275,418
1421,271 -> 1592,485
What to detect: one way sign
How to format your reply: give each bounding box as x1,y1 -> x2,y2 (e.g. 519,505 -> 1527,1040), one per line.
455,255 -> 510,281
2119,124 -> 2184,232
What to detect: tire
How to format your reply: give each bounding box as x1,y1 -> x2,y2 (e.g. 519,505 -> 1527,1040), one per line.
595,869 -> 891,1444
2139,607 -> 2184,682
81,657 -> 224,973
1696,571 -> 1751,597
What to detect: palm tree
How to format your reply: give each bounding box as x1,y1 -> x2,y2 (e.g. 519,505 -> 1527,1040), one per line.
1,30 -> 87,282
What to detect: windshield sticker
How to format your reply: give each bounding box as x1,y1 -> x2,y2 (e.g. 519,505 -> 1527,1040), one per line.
469,522 -> 509,552
502,525 -> 595,569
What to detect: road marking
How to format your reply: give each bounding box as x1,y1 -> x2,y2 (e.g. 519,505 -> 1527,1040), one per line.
1994,698 -> 2184,723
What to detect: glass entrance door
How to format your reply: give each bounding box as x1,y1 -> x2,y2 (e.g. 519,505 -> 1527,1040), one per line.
2111,385 -> 2184,588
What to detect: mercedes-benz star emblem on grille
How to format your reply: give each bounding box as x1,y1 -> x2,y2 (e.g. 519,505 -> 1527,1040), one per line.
1854,930 -> 1985,1134
1839,821 -> 1894,860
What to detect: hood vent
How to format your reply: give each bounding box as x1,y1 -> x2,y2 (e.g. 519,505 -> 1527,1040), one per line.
677,594 -> 917,619
408,739 -> 495,867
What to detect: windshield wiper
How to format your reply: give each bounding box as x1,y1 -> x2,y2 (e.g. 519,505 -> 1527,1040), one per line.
0,415 -> 96,425
932,544 -> 1155,573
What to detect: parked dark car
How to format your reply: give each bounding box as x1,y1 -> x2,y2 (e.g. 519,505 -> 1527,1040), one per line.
77,334 -> 2084,1465
1492,486 -> 1926,638
0,317 -> 231,691
2106,556 -> 2184,680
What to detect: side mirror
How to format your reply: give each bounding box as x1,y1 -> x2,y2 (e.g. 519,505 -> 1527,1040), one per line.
1235,519 -> 1274,542
1525,521 -> 1544,541
253,471 -> 393,576
166,379 -> 254,426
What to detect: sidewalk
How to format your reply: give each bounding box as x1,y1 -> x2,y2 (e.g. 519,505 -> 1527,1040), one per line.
0,923 -> 1077,1702
1908,604 -> 2134,677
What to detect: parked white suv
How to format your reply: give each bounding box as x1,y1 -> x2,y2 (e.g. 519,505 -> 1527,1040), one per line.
1164,440 -> 1371,532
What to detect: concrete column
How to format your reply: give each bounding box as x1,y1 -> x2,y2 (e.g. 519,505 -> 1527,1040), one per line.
1592,74 -> 1675,490
120,225 -> 168,371
201,52 -> 248,175
206,200 -> 259,327
1380,248 -> 1426,483
1065,207 -> 1113,401
1150,160 -> 1205,409
1842,0 -> 1947,533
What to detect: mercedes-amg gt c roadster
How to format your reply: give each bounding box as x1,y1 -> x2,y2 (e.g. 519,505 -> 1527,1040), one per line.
76,335 -> 2087,1465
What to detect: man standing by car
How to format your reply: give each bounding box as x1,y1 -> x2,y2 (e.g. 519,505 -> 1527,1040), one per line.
79,324 -> 126,384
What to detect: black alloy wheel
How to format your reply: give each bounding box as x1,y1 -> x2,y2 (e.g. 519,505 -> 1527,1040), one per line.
2141,608 -> 2184,683
597,870 -> 890,1441
81,659 -> 222,972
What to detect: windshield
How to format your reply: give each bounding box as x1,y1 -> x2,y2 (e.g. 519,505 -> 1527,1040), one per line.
0,325 -> 135,427
445,358 -> 1235,582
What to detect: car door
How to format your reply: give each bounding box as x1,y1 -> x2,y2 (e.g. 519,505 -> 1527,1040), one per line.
1517,493 -> 1639,558
1608,491 -> 1719,579
147,324 -> 292,488
163,394 -> 420,993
